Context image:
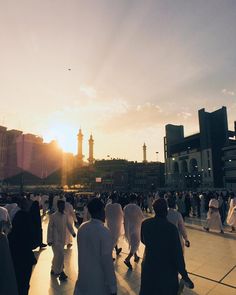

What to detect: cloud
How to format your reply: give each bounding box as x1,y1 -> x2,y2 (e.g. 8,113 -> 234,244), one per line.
79,85 -> 97,98
100,102 -> 194,132
177,112 -> 192,119
222,89 -> 235,96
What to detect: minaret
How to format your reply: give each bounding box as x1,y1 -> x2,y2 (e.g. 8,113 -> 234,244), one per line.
77,128 -> 84,165
88,134 -> 94,165
143,143 -> 147,163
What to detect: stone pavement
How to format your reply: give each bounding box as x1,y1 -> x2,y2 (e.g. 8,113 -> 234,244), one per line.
29,215 -> 236,295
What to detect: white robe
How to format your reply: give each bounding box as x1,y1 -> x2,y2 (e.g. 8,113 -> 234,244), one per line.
47,211 -> 75,246
65,202 -> 77,245
206,199 -> 223,231
124,203 -> 144,253
167,208 -> 188,250
74,219 -> 117,295
105,203 -> 123,248
47,211 -> 75,274
227,198 -> 236,226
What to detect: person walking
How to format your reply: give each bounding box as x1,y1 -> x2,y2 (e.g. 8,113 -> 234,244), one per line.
105,193 -> 123,258
139,198 -> 194,295
123,194 -> 144,270
47,200 -> 76,281
204,197 -> 224,234
65,197 -> 78,248
227,192 -> 236,231
167,197 -> 190,253
73,197 -> 117,295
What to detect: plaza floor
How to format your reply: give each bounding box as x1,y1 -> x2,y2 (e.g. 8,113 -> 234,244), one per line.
29,216 -> 236,295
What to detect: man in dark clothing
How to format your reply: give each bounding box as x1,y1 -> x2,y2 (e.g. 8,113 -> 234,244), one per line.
8,198 -> 36,295
139,198 -> 194,295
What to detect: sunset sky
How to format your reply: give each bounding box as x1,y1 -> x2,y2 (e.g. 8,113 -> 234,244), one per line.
1,0 -> 236,162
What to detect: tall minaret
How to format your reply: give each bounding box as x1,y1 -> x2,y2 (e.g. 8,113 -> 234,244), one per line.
77,128 -> 84,165
143,143 -> 147,163
88,134 -> 94,165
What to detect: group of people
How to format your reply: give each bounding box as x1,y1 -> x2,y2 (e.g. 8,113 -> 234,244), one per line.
1,188 -> 235,295
0,190 -> 195,295
73,194 -> 194,295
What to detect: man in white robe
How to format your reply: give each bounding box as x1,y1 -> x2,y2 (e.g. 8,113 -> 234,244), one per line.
47,200 -> 76,281
105,194 -> 123,258
167,197 -> 190,253
227,194 -> 236,231
74,198 -> 117,295
65,200 -> 77,248
204,198 -> 224,233
123,194 -> 144,270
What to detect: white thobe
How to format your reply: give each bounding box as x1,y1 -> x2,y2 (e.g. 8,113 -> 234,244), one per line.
65,202 -> 77,245
47,211 -> 75,274
167,208 -> 188,250
124,203 -> 144,253
74,219 -> 117,295
227,198 -> 236,226
105,203 -> 123,248
206,199 -> 223,231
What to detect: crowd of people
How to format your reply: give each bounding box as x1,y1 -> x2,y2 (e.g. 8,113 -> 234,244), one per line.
0,189 -> 235,295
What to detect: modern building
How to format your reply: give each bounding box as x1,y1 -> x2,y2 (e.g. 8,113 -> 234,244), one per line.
164,107 -> 234,189
0,126 -> 63,187
222,121 -> 236,189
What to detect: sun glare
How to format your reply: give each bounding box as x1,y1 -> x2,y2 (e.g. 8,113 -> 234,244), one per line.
43,124 -> 77,154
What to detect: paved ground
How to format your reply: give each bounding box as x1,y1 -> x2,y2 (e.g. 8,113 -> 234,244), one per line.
29,215 -> 236,295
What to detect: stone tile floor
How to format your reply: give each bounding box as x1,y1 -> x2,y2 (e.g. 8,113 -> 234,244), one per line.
29,216 -> 236,295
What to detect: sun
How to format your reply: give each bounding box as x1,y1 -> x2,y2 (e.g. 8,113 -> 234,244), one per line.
43,124 -> 77,154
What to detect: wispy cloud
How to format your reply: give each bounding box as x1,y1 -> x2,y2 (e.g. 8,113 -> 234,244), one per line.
101,102 -> 194,132
222,89 -> 235,96
79,85 -> 97,98
177,112 -> 192,119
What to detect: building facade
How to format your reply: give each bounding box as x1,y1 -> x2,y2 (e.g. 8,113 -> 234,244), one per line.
164,107 -> 234,189
222,122 -> 236,189
0,126 -> 63,186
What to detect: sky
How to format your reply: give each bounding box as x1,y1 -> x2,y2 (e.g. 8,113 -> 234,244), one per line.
1,0 -> 236,162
